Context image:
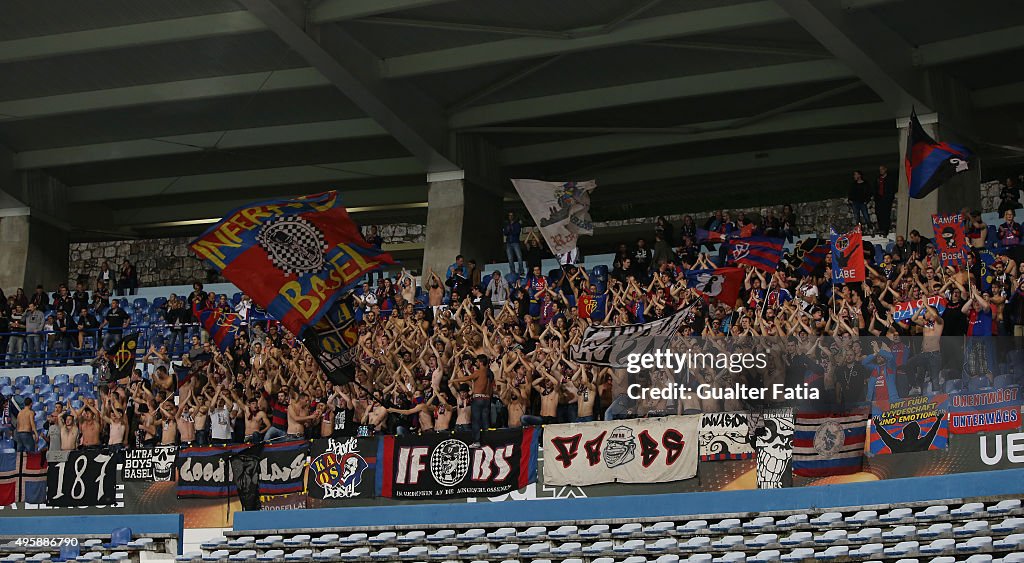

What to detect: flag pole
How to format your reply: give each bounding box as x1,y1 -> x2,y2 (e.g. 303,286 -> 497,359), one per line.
759,272 -> 773,320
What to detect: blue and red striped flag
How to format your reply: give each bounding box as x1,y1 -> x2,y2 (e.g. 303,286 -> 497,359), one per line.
189,191 -> 395,337
793,411 -> 868,478
193,303 -> 243,352
905,110 -> 974,200
725,236 -> 784,273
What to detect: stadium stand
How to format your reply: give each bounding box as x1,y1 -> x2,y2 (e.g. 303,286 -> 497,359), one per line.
171,469 -> 1024,563
0,514 -> 182,561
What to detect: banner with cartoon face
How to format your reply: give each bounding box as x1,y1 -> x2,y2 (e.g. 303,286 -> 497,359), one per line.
542,416 -> 700,486
306,437 -> 377,499
122,447 -> 178,482
377,428 -> 538,499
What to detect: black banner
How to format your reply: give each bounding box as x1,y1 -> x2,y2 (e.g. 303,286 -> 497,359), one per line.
121,447 -> 177,482
258,440 -> 308,496
176,444 -> 247,499
378,428 -> 538,500
47,449 -> 118,507
230,444 -> 263,512
302,294 -> 359,386
307,437 -> 377,500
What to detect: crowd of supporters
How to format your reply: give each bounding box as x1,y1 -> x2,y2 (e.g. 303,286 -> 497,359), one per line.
2,177 -> 1024,453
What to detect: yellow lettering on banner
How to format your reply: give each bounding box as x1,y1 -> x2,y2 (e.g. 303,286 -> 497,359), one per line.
307,192 -> 338,212
218,221 -> 243,245
192,240 -> 229,269
239,207 -> 274,230
281,282 -> 319,319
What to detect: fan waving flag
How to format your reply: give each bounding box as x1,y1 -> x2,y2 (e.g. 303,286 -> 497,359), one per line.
725,236 -> 784,273
790,238 -> 830,277
695,228 -> 726,244
931,213 -> 969,268
793,411 -> 868,478
107,332 -> 140,382
905,110 -> 974,200
511,179 -> 596,256
830,227 -> 865,284
193,303 -> 243,352
684,267 -> 744,306
189,191 -> 395,337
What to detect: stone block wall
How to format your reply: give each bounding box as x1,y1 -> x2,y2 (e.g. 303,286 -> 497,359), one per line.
68,237 -> 209,288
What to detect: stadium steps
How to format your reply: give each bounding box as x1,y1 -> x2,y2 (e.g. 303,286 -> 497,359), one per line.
188,495 -> 1023,563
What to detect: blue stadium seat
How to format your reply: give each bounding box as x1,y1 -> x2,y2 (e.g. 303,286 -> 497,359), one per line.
52,374 -> 69,386
133,298 -> 149,310
0,377 -> 9,387
232,292 -> 242,305
14,376 -> 30,387
152,296 -> 167,308
33,374 -> 48,386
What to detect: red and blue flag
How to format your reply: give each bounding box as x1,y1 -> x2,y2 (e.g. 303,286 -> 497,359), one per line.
0,452 -> 47,505
189,191 -> 394,337
193,303 -> 243,352
696,228 -> 726,244
830,227 -> 865,284
684,267 -> 743,306
725,236 -> 784,273
905,110 -> 974,200
789,238 -> 830,277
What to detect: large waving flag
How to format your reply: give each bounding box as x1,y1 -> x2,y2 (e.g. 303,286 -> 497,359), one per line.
193,303 -> 243,352
931,212 -> 969,268
190,191 -> 394,336
684,267 -> 744,306
511,179 -> 596,256
793,411 -> 868,478
830,227 -> 865,284
905,110 -> 974,200
725,236 -> 784,273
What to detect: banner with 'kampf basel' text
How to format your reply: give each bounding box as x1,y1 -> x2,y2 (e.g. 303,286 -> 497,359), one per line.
949,386 -> 1021,435
543,416 -> 700,486
377,428 -> 538,500
307,437 -> 377,500
189,190 -> 395,337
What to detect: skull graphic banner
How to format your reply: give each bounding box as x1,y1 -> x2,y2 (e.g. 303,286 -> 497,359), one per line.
543,416 -> 700,486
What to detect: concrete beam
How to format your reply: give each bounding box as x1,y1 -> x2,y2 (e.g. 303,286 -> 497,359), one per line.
499,103 -> 891,165
773,0 -> 929,115
596,137 -> 893,185
115,185 -> 426,226
67,157 -> 423,202
240,0 -> 458,172
13,118 -> 386,169
915,24 -> 1024,67
380,1 -> 791,78
450,59 -> 854,128
0,0 -> 454,64
0,68 -> 327,121
973,81 -> 1024,109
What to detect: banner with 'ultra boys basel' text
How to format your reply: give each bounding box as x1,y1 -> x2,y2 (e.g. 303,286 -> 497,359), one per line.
543,416 -> 700,486
189,191 -> 395,336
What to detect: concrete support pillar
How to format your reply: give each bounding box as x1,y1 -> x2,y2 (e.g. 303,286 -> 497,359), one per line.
895,113 -> 981,238
0,154 -> 71,294
421,171 -> 503,279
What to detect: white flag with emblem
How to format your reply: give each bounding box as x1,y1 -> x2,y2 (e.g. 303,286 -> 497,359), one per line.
511,179 -> 596,255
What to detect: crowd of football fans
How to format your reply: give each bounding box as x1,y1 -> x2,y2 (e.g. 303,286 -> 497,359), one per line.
2,172 -> 1024,453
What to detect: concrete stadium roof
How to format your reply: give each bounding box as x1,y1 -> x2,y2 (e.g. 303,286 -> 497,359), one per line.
1,0 -> 1023,240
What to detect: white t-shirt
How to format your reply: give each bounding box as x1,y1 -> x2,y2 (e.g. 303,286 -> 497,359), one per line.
210,407 -> 233,440
486,277 -> 509,304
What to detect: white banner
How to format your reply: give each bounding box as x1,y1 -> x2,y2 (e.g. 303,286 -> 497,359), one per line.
511,179 -> 595,255
568,306 -> 690,367
543,416 -> 700,486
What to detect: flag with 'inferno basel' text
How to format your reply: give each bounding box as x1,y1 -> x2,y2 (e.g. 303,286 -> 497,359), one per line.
830,227 -> 865,284
189,191 -> 394,336
906,110 -> 974,200
792,411 -> 867,478
725,236 -> 784,273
